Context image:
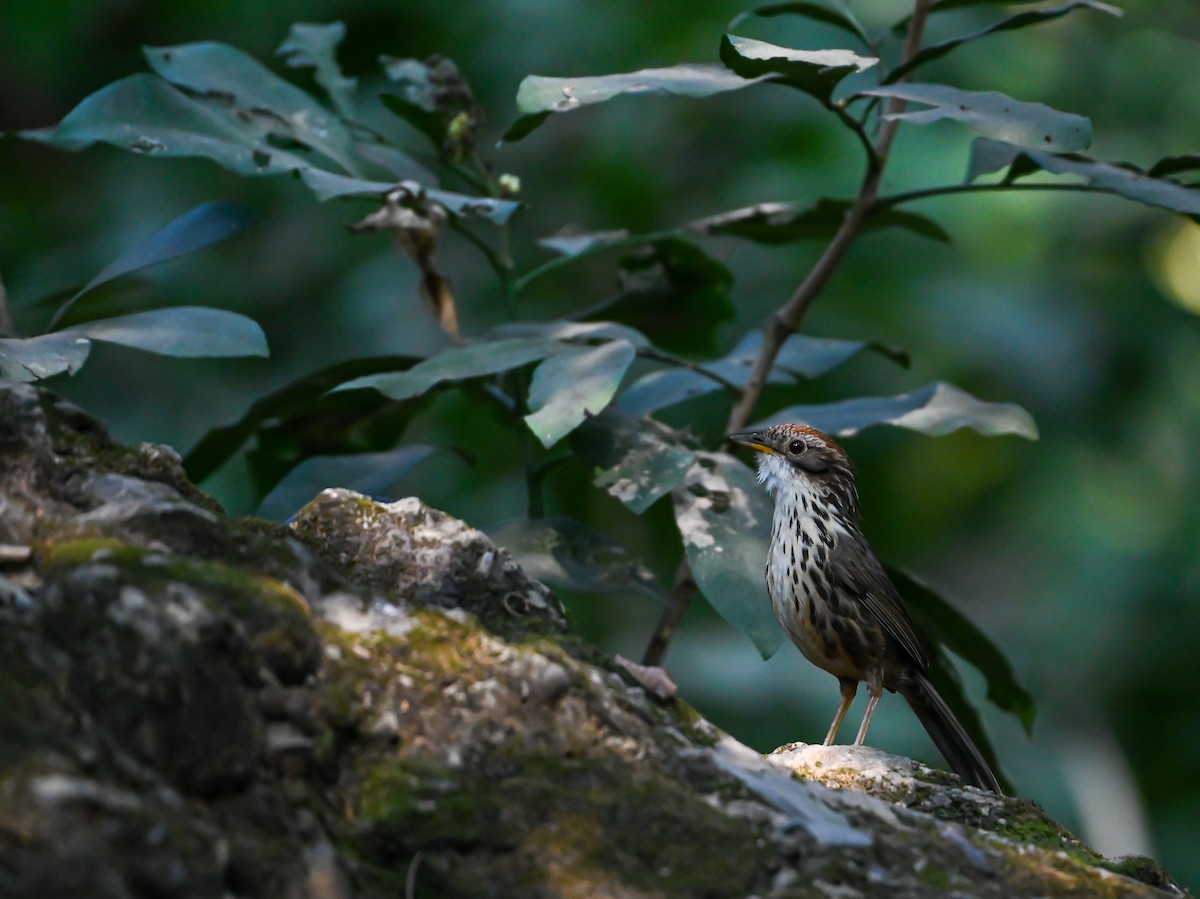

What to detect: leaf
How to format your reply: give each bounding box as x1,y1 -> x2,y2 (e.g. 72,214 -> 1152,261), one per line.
144,41 -> 364,175
891,567 -> 1036,734
738,2 -> 871,46
379,56 -> 478,153
184,355 -> 423,483
0,333 -> 91,381
538,229 -> 632,257
276,21 -> 358,119
755,381 -> 1039,439
485,516 -> 669,603
719,35 -> 877,105
505,64 -> 772,141
30,74 -> 311,175
61,307 -> 269,359
488,319 -> 651,349
525,340 -> 638,447
332,337 -> 562,400
618,330 -> 905,417
690,198 -> 950,243
255,445 -> 434,521
863,83 -> 1091,152
78,200 -> 252,302
593,238 -> 735,355
1148,155 -> 1200,180
298,169 -> 520,224
673,451 -> 782,657
967,139 -> 1200,216
571,410 -> 697,514
886,2 -> 1122,84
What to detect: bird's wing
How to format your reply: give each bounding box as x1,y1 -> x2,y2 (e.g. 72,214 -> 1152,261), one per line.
831,535 -> 929,670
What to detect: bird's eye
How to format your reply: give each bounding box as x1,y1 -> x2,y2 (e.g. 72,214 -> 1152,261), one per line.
788,440 -> 806,455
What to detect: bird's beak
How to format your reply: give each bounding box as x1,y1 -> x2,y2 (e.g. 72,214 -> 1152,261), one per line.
728,431 -> 776,454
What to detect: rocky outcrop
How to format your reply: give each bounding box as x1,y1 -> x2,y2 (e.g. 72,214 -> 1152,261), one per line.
0,381 -> 1186,898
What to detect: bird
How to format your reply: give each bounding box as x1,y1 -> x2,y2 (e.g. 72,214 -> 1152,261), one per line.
729,423 -> 1003,793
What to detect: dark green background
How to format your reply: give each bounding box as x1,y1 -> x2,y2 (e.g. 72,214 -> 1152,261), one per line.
3,0 -> 1198,887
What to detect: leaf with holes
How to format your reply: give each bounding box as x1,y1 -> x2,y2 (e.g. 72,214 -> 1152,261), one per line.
863,84 -> 1091,151
486,516 -> 669,603
525,340 -> 637,447
27,74 -> 311,175
719,35 -> 876,104
144,41 -> 363,175
276,21 -> 357,118
674,451 -> 782,657
572,410 -> 696,514
298,169 -> 520,224
0,333 -> 92,381
755,381 -> 1038,439
505,64 -> 772,141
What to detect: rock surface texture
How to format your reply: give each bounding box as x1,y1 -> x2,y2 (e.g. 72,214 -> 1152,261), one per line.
0,380 -> 1187,898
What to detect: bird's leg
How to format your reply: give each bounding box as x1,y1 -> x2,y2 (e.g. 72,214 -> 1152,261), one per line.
853,676 -> 885,746
823,677 -> 858,745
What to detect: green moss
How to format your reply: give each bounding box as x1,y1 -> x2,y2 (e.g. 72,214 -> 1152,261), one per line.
37,537 -> 320,683
343,751 -> 767,898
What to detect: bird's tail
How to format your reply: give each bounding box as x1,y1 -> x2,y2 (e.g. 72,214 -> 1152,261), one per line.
900,672 -> 1003,794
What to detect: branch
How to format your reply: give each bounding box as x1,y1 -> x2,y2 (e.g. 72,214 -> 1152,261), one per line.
874,181 -> 1098,211
725,0 -> 934,435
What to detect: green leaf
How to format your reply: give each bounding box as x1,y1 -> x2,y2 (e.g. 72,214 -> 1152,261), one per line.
144,41 -> 363,175
184,355 -> 423,483
738,2 -> 871,46
298,169 -> 520,224
276,21 -> 357,119
61,307 -> 269,359
485,516 -> 669,603
538,229 -> 633,257
0,333 -> 91,381
505,64 -> 772,141
863,83 -> 1091,152
673,451 -> 782,657
691,198 -> 950,243
488,319 -> 652,348
756,381 -> 1039,440
525,340 -> 637,447
31,74 -> 311,175
83,200 -> 252,300
719,35 -> 877,104
891,567 -> 1036,734
591,238 -> 735,355
1148,155 -> 1200,180
571,411 -> 697,514
618,330 -> 905,417
256,445 -> 434,521
886,2 -> 1122,84
967,139 -> 1200,216
333,337 -> 562,400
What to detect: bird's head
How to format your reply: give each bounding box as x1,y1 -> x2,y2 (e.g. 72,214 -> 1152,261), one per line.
729,424 -> 859,518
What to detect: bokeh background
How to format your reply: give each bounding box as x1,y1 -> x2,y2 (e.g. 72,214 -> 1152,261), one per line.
3,0 -> 1199,887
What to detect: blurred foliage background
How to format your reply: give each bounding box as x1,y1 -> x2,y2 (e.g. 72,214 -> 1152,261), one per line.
3,0 -> 1199,887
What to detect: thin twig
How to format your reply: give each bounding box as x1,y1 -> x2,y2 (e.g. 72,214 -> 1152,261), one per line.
405,851 -> 423,899
874,181 -> 1097,211
634,346 -> 741,394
